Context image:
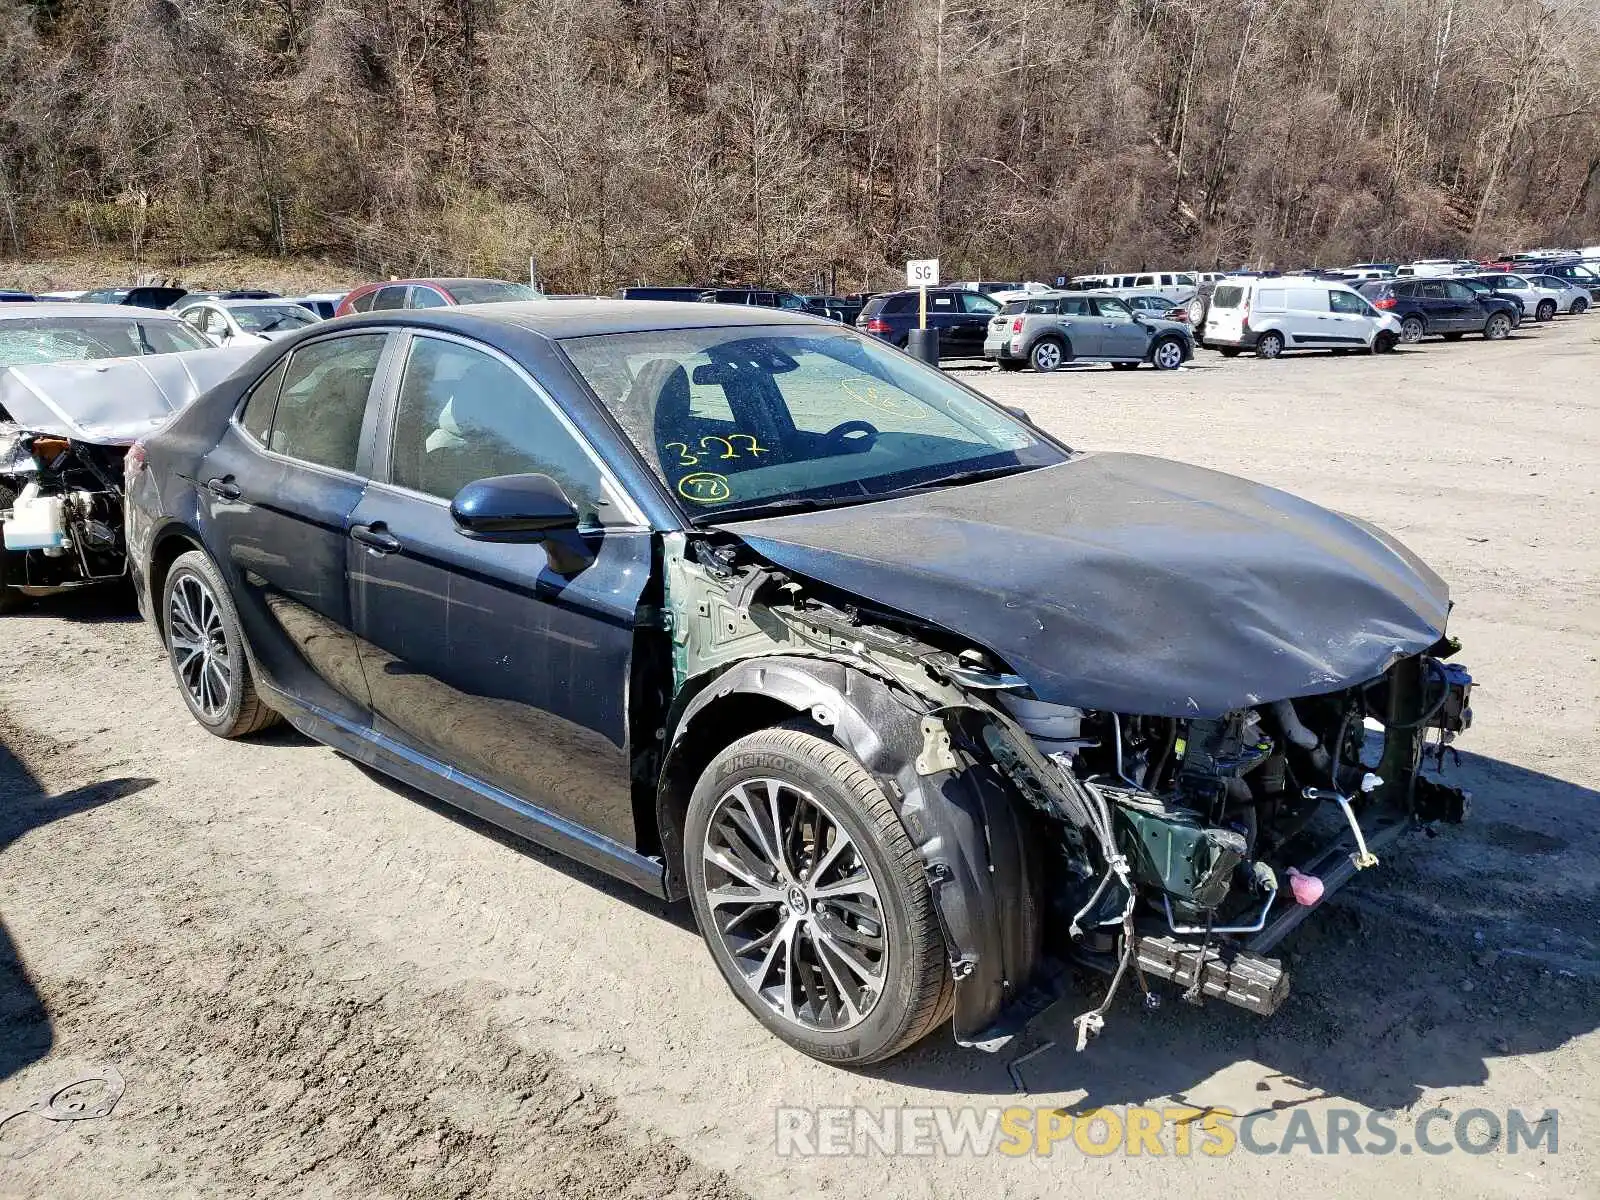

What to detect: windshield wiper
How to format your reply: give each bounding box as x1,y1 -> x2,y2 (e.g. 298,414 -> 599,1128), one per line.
700,492 -> 877,523
895,463 -> 1034,492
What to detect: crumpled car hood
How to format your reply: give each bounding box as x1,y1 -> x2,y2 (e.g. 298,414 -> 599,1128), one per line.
718,452 -> 1450,717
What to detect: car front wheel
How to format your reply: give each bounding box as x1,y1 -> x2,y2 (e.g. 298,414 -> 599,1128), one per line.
1150,337 -> 1185,370
684,725 -> 952,1065
1484,313 -> 1512,340
162,550 -> 280,738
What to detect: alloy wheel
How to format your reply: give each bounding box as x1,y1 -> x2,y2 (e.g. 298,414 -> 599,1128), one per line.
168,572 -> 232,720
1400,318 -> 1424,344
1153,339 -> 1184,369
1031,341 -> 1063,371
700,778 -> 886,1032
1486,314 -> 1511,340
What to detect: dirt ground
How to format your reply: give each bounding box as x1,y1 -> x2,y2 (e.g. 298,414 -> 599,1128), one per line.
1,317 -> 1597,1198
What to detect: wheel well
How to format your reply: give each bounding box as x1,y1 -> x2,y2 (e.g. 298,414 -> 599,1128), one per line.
146,527 -> 206,639
655,691 -> 807,899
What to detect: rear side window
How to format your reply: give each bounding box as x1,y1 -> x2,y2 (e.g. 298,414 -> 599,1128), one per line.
1059,297 -> 1092,315
239,357 -> 289,444
881,294 -> 913,315
370,285 -> 408,311
268,334 -> 386,472
1211,285 -> 1244,309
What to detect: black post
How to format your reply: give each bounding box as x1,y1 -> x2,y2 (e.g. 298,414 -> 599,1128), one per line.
905,327 -> 940,366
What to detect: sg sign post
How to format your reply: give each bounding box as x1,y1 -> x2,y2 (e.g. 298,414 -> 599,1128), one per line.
906,258 -> 940,329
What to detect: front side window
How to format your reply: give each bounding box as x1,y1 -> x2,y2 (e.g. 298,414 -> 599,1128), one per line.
561,327 -> 1063,519
1443,281 -> 1477,301
267,334 -> 386,472
389,337 -> 624,526
407,287 -> 448,309
1328,290 -> 1368,315
959,292 -> 1000,314
1093,297 -> 1134,319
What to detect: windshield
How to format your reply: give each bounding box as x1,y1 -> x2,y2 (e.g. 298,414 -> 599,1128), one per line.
0,317 -> 210,367
230,304 -> 319,333
448,280 -> 541,304
562,327 -> 1066,519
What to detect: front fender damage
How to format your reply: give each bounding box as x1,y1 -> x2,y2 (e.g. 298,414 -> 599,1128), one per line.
657,532 -> 1114,1048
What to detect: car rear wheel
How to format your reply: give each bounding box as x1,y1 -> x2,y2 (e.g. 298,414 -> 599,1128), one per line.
1150,337 -> 1185,370
1030,338 -> 1066,372
1484,313 -> 1512,340
162,550 -> 280,738
1400,316 -> 1426,344
684,725 -> 952,1066
1535,300 -> 1556,322
1254,330 -> 1284,359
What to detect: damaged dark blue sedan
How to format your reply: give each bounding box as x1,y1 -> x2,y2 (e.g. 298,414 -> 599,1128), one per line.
124,301 -> 1474,1065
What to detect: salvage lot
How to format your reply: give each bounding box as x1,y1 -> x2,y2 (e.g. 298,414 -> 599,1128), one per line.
1,319 -> 1597,1197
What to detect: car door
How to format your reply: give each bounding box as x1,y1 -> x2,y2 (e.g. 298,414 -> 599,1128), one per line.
1326,288 -> 1374,344
1089,295 -> 1147,359
346,331 -> 652,847
955,291 -> 1000,354
197,331 -> 393,727
1439,280 -> 1479,329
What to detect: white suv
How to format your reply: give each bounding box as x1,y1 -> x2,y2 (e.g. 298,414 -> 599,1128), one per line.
1203,276 -> 1403,359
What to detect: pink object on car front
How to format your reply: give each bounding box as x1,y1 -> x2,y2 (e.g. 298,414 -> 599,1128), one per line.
1287,867 -> 1325,907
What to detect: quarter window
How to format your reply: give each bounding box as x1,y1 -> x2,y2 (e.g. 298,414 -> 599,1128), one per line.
239,357 -> 289,444
268,334 -> 386,472
388,337 -> 624,526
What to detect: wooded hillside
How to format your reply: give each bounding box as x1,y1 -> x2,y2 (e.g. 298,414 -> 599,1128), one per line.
3,0 -> 1598,291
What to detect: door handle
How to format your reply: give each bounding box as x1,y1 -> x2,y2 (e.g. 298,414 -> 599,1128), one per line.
204,475 -> 241,500
350,522 -> 401,555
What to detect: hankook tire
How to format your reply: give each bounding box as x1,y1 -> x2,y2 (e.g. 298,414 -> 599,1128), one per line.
684,725 -> 952,1066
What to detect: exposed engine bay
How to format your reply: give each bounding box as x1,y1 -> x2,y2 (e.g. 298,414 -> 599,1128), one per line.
0,426 -> 130,595
659,530 -> 1475,1050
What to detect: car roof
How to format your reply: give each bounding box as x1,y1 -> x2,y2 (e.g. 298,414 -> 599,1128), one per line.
0,302 -> 184,321
353,277 -> 521,290
180,298 -> 313,309
325,298 -> 828,341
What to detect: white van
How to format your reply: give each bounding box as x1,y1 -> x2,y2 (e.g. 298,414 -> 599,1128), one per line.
1202,276 -> 1403,359
1070,270 -> 1198,302
1397,259 -> 1478,277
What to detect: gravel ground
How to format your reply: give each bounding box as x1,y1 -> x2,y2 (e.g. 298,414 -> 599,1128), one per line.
1,317 -> 1596,1198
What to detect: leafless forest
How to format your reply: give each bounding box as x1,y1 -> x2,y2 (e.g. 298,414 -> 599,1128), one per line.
3,0 -> 1599,291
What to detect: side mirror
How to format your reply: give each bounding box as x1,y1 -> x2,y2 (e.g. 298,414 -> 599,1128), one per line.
450,473 -> 581,539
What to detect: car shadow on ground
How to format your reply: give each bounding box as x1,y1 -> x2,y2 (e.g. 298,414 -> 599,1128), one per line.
866,748 -> 1598,1113
0,734 -> 154,1082
5,581 -> 142,625
340,757 -> 697,933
